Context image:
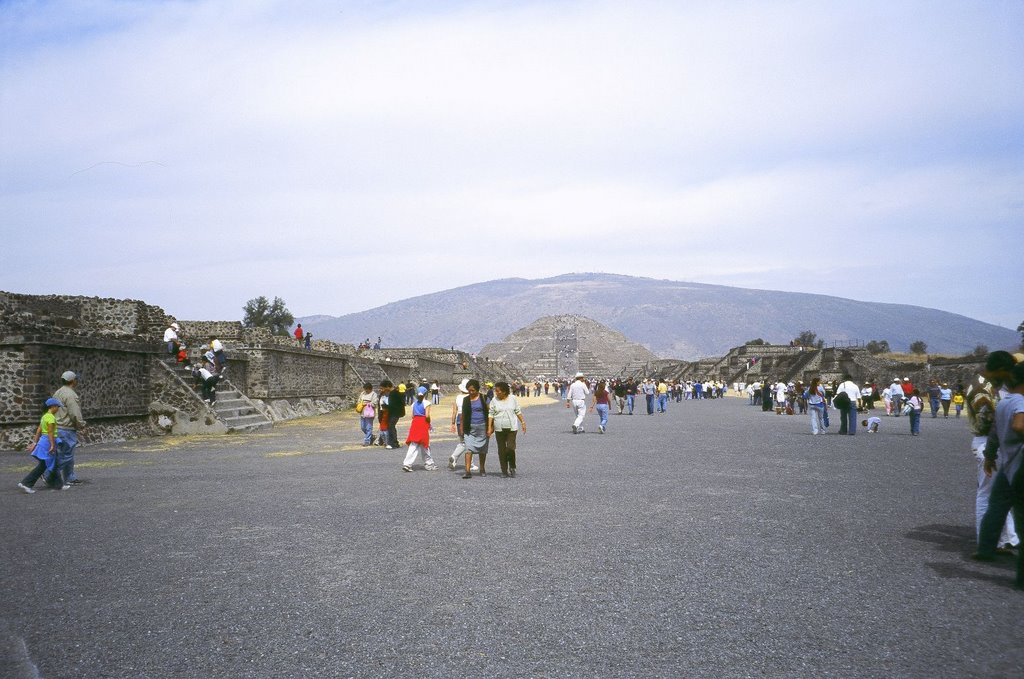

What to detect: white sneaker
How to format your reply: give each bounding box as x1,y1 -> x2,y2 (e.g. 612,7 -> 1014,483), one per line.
447,459 -> 455,470
17,483 -> 35,494
424,465 -> 439,471
402,465 -> 413,472
61,484 -> 72,490
470,464 -> 480,472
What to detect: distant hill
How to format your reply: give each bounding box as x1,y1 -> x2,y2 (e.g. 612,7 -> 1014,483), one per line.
299,273 -> 1018,359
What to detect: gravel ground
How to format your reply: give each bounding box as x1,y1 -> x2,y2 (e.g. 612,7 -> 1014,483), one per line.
1,396 -> 1021,678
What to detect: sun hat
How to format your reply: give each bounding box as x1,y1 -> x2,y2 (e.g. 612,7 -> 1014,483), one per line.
458,379 -> 470,393
61,370 -> 77,382
45,397 -> 63,408
170,322 -> 179,330
574,371 -> 585,378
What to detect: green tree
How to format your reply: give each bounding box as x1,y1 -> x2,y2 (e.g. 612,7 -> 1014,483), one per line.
909,340 -> 928,355
866,339 -> 890,355
242,296 -> 294,336
968,344 -> 989,357
794,330 -> 818,347
745,338 -> 766,345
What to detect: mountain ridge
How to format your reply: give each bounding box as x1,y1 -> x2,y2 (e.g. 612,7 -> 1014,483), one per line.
300,273 -> 1018,358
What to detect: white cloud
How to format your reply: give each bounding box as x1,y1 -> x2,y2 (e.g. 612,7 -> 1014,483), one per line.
1,0 -> 1021,327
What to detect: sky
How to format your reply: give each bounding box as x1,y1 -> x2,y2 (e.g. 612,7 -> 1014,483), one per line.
1,0 -> 1022,329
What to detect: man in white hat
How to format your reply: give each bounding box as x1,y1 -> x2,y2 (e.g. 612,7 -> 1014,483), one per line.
448,379 -> 478,471
164,322 -> 180,355
565,372 -> 590,434
53,370 -> 87,484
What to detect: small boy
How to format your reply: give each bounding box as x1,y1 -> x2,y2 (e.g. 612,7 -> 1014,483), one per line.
862,416 -> 882,433
18,398 -> 69,493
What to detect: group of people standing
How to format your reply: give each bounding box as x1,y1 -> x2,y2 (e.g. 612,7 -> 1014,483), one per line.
356,377 -> 527,478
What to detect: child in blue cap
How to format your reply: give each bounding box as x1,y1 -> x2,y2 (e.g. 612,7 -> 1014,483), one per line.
18,398 -> 69,493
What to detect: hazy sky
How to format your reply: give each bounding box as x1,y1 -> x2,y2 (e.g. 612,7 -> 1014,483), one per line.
2,1 -> 1021,328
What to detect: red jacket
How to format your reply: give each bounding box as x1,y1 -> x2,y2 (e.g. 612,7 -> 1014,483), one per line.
901,381 -> 914,396
294,327 -> 303,340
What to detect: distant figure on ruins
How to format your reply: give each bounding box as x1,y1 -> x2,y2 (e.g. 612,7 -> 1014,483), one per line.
373,336 -> 382,350
164,322 -> 180,355
191,363 -> 221,404
294,324 -> 303,342
210,337 -> 226,374
304,332 -> 312,350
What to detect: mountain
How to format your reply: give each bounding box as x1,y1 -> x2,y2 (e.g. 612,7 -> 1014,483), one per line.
299,273 -> 1018,359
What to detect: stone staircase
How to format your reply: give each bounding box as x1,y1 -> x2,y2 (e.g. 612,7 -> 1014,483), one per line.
348,356 -> 390,386
163,359 -> 273,433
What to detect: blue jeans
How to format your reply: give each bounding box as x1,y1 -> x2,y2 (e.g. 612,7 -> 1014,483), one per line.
626,395 -> 634,414
909,410 -> 921,434
645,394 -> 654,414
657,394 -> 668,412
930,397 -> 940,417
360,416 -> 375,444
56,429 -> 78,481
595,404 -> 609,429
838,408 -> 856,435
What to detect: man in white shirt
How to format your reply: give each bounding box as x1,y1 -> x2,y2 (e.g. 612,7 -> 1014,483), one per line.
566,372 -> 590,434
836,374 -> 862,435
889,378 -> 904,416
163,322 -> 180,355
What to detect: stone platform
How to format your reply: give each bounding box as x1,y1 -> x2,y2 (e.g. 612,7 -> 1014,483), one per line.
1,396 -> 1020,677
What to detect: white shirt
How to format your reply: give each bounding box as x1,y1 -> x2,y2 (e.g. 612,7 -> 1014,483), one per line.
163,327 -> 178,342
567,381 -> 590,401
211,339 -> 224,352
839,380 -> 862,401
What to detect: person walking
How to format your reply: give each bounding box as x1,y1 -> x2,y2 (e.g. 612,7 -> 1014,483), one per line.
973,360 -> 1024,589
806,377 -> 827,435
53,370 -> 86,484
889,378 -> 904,416
940,383 -> 952,417
907,389 -> 923,435
566,372 -> 590,434
590,380 -> 610,433
625,381 -> 637,415
382,380 -> 406,450
430,382 -> 440,406
402,387 -> 438,471
447,379 -> 478,472
356,382 -> 378,446
459,379 -> 490,478
488,381 -> 526,477
642,379 -> 656,415
18,398 -> 69,493
966,351 -> 1019,549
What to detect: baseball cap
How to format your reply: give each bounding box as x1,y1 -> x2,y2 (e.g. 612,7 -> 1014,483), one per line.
45,397 -> 63,408
416,386 -> 428,396
61,370 -> 77,382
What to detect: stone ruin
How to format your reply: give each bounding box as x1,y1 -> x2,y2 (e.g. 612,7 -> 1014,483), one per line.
479,314 -> 659,379
0,291 -> 523,450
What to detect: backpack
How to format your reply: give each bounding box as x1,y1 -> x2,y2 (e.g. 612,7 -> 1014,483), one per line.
833,391 -> 851,410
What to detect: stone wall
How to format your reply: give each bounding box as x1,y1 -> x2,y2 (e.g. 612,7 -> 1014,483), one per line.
0,336 -> 157,449
242,345 -> 351,399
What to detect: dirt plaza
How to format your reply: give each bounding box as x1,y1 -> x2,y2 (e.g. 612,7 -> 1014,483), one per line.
1,395 -> 1020,678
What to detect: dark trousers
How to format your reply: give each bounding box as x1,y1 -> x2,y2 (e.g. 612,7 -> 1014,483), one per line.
645,394 -> 654,414
387,417 -> 400,448
21,458 -> 63,489
201,375 -> 220,402
977,466 -> 1024,586
494,430 -> 518,474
